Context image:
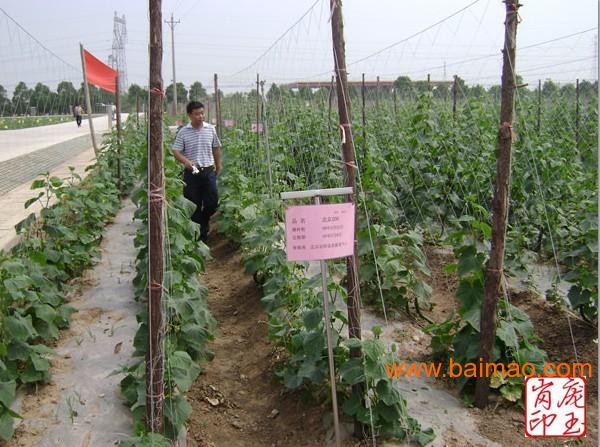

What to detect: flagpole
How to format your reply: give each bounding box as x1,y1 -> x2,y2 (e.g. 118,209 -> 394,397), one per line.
80,43 -> 99,155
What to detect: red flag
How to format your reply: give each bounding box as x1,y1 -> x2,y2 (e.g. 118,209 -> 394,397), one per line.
83,49 -> 118,93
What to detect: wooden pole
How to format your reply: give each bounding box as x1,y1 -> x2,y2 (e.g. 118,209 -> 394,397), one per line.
376,75 -> 380,110
214,73 -> 221,139
536,79 -> 541,135
79,43 -> 99,155
427,73 -> 431,92
330,0 -> 364,437
147,0 -> 165,432
115,74 -> 122,193
328,75 -> 334,130
393,86 -> 398,119
475,0 -> 520,409
136,94 -> 140,127
452,74 -> 458,120
166,14 -> 180,116
575,78 -> 580,150
256,73 -> 260,154
361,73 -> 366,158
259,80 -> 273,196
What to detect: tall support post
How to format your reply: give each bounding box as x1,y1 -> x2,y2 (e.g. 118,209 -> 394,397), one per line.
115,74 -> 122,193
136,94 -> 140,127
328,75 -> 334,130
165,13 -> 180,116
316,194 -> 341,447
361,73 -> 366,157
260,80 -> 265,129
393,86 -> 398,119
259,80 -> 273,196
452,74 -> 458,120
147,0 -> 165,432
575,78 -> 580,150
214,73 -> 222,139
79,43 -> 99,156
330,0 -> 364,437
427,73 -> 431,92
536,79 -> 541,135
256,74 -> 260,154
376,75 -> 380,110
475,0 -> 520,409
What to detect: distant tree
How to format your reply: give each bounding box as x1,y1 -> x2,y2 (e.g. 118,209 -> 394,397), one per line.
394,76 -> 413,98
125,84 -> 147,111
432,84 -> 449,100
347,84 -> 360,100
559,83 -> 576,98
165,82 -> 188,104
212,89 -> 224,102
413,80 -> 429,94
578,79 -> 596,100
266,83 -> 281,102
313,87 -> 330,102
127,83 -> 147,99
298,86 -> 313,100
57,81 -> 79,114
12,81 -> 32,115
542,80 -> 558,98
469,84 -> 486,99
0,84 -> 11,115
30,82 -> 51,114
453,76 -> 467,98
48,92 -> 60,114
488,85 -> 501,101
189,81 -> 207,100
79,83 -> 114,113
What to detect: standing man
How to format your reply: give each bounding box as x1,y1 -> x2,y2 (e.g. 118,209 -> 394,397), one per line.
172,101 -> 222,243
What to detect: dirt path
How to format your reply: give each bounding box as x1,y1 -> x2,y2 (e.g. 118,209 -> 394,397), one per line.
423,247 -> 598,447
186,233 -> 336,447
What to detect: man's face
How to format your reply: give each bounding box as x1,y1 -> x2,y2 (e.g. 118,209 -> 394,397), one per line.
189,107 -> 204,126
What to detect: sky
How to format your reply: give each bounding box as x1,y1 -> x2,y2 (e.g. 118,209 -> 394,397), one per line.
0,0 -> 598,95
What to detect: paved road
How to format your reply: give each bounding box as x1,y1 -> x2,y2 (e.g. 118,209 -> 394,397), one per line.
0,115 -> 124,162
0,114 -> 128,195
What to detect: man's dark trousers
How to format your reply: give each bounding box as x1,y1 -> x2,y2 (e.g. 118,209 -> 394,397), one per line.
182,167 -> 218,241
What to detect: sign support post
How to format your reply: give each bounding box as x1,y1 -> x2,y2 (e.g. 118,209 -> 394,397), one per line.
280,186 -> 353,447
315,193 -> 341,447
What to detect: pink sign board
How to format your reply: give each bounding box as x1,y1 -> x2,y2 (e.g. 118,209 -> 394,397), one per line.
285,203 -> 355,261
223,119 -> 234,128
251,122 -> 264,133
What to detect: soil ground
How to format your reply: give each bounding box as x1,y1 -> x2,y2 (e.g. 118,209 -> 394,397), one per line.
3,227 -> 596,446
186,233 -> 346,447
187,238 -> 597,446
422,246 -> 598,447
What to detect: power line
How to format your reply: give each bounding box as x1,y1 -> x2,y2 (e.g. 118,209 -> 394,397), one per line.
0,6 -> 80,73
228,0 -> 322,77
375,27 -> 599,80
348,0 -> 482,67
303,0 -> 483,80
521,27 -> 597,50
